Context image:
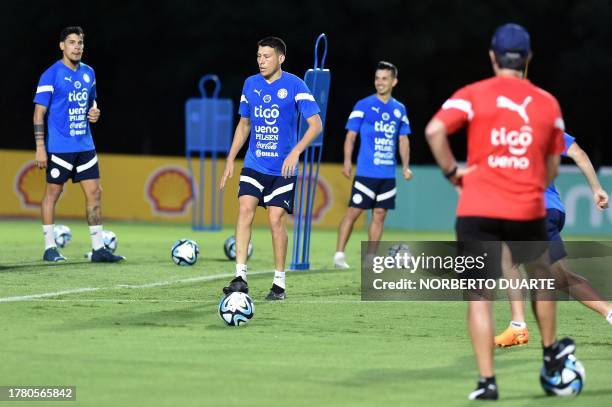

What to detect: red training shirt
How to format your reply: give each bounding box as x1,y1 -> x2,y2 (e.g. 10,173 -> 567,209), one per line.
434,76 -> 565,221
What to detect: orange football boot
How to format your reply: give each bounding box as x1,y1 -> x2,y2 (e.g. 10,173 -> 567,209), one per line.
495,325 -> 529,347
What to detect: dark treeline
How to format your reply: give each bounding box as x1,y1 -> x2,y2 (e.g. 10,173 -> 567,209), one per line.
1,0 -> 610,166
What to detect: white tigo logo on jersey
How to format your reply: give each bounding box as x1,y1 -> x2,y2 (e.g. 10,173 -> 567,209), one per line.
374,121 -> 397,139
254,104 -> 280,125
68,89 -> 89,108
489,95 -> 534,170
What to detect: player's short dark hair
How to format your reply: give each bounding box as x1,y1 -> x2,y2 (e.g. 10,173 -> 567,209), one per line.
257,37 -> 287,56
494,52 -> 528,71
376,61 -> 398,77
60,26 -> 84,42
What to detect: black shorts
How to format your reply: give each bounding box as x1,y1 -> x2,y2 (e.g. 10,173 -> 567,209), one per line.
47,150 -> 100,184
455,216 -> 549,280
349,176 -> 396,210
238,167 -> 296,214
546,208 -> 568,264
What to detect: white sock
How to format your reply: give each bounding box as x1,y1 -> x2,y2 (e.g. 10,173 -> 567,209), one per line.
273,270 -> 285,290
510,320 -> 527,329
236,264 -> 247,281
43,224 -> 56,249
334,251 -> 345,260
90,225 -> 104,250
606,310 -> 612,325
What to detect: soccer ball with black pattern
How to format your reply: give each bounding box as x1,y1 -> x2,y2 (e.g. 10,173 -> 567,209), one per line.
102,230 -> 117,253
540,354 -> 585,396
54,225 -> 72,248
171,239 -> 199,266
223,235 -> 253,260
218,292 -> 254,326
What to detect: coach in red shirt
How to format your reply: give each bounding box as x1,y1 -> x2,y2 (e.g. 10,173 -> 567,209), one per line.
426,23 -> 575,400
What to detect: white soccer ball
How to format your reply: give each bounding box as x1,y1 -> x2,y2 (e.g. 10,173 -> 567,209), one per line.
218,292 -> 254,326
102,230 -> 117,253
171,239 -> 199,266
54,225 -> 72,248
223,235 -> 253,260
540,354 -> 585,396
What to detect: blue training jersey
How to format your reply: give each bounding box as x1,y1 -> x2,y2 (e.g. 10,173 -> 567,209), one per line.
33,60 -> 97,153
346,94 -> 411,179
545,133 -> 576,212
239,72 -> 320,176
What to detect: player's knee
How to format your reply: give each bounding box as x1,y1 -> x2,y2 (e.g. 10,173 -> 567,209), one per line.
372,208 -> 387,222
87,185 -> 102,202
238,203 -> 256,219
347,207 -> 363,221
46,184 -> 64,201
269,212 -> 285,231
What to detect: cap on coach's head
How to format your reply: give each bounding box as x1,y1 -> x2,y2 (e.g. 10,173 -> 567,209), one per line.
490,23 -> 531,71
491,23 -> 530,56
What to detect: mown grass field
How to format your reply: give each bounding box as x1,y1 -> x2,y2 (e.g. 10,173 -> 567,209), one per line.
1,220 -> 610,406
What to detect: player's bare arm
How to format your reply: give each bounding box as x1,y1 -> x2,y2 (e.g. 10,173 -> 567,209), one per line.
33,104 -> 47,168
281,114 -> 322,178
546,154 -> 560,186
566,142 -> 609,209
220,116 -> 251,190
425,118 -> 475,185
343,130 -> 357,178
398,136 -> 412,180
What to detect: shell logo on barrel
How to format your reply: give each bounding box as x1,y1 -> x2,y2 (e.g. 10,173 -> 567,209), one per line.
292,176 -> 331,223
146,166 -> 193,215
14,161 -> 45,209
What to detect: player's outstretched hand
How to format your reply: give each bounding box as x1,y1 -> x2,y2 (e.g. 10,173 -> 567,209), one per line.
593,188 -> 609,210
87,106 -> 101,123
403,167 -> 413,181
342,161 -> 352,178
35,147 -> 47,169
220,161 -> 234,191
282,150 -> 300,178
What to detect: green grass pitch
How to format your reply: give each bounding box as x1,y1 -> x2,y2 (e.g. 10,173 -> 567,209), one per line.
0,219 -> 611,406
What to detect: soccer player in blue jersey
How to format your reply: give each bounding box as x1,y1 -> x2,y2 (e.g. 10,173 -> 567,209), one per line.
33,26 -> 124,263
219,37 -> 322,300
333,61 -> 412,269
495,133 -> 611,347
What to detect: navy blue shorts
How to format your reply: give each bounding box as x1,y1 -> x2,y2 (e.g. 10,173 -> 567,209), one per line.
349,176 -> 396,209
546,208 -> 568,263
47,150 -> 100,184
238,168 -> 296,214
